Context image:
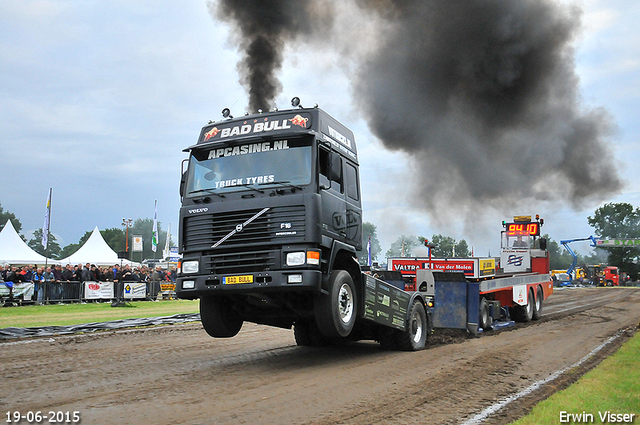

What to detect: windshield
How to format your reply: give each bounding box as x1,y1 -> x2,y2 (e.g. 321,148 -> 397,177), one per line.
185,137 -> 312,196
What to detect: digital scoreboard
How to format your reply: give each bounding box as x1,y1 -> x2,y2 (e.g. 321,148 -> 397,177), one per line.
505,222 -> 540,237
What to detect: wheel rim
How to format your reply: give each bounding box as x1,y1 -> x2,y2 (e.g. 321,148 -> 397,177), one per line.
411,310 -> 423,343
338,283 -> 354,324
535,293 -> 541,311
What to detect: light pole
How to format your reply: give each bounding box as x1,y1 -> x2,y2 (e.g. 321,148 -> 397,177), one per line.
121,218 -> 132,257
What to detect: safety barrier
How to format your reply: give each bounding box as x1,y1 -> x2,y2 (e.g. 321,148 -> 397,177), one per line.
1,280 -> 176,305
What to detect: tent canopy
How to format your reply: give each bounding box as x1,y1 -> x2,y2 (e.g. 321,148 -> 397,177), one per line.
59,227 -> 134,266
0,220 -> 49,265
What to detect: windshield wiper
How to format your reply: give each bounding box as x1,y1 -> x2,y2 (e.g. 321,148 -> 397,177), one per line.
261,180 -> 304,192
237,183 -> 265,194
189,188 -> 225,198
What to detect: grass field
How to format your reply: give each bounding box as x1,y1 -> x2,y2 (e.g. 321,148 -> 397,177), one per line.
0,299 -> 200,328
511,331 -> 640,424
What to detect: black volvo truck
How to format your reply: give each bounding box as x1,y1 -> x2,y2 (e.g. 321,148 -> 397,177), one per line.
177,99 -> 431,349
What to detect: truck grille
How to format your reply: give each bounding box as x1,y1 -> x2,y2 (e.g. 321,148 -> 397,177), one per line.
183,205 -> 306,252
202,249 -> 277,275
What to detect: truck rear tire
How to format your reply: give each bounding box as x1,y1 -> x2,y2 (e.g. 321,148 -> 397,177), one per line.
479,298 -> 493,330
532,286 -> 543,320
396,299 -> 428,351
315,270 -> 357,338
512,288 -> 534,322
200,296 -> 243,338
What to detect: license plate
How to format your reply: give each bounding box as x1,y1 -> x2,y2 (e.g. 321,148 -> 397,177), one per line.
223,275 -> 253,284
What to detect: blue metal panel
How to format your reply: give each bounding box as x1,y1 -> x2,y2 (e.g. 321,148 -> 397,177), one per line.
432,279 -> 479,336
433,281 -> 468,329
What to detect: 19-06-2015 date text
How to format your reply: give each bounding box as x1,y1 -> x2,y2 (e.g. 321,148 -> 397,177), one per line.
5,411 -> 80,423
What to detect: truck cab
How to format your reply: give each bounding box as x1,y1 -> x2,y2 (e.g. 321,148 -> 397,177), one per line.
176,101 -> 363,339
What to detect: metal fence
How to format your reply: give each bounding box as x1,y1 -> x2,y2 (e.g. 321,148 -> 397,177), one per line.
1,280 -> 173,305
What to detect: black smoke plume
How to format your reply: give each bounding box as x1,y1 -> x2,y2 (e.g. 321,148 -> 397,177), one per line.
211,0 -> 333,113
353,0 -> 621,220
211,0 -> 622,220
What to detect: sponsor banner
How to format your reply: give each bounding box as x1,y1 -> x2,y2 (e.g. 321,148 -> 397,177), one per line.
596,239 -> 640,247
200,113 -> 311,143
84,281 -> 115,299
123,282 -> 147,299
501,250 -> 531,273
387,257 -> 495,279
160,283 -> 176,292
132,235 -> 143,252
0,282 -> 34,300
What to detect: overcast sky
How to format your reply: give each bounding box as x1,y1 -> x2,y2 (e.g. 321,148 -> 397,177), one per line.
1,0 -> 638,260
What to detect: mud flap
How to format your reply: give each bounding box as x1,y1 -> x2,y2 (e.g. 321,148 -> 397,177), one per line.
432,273 -> 479,336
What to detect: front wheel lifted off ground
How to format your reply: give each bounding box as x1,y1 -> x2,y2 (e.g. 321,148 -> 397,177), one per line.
200,296 -> 243,338
315,270 -> 357,338
396,299 -> 429,351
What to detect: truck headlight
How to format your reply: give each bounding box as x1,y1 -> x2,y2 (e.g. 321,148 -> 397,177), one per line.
286,252 -> 306,266
182,260 -> 199,274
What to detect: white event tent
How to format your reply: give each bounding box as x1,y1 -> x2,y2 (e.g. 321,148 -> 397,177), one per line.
58,226 -> 135,266
0,220 -> 49,265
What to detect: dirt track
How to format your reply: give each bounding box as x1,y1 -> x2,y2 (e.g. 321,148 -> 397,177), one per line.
2,287 -> 639,425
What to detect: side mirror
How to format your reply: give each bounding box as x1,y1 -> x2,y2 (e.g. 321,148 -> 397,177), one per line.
179,158 -> 189,198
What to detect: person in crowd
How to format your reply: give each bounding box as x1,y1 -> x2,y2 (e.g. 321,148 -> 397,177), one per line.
0,265 -> 5,281
52,264 -> 63,282
117,264 -> 134,282
42,267 -> 55,304
61,264 -> 74,282
82,263 -> 92,282
130,267 -> 142,282
139,266 -> 149,282
91,265 -> 103,281
167,266 -> 177,282
20,265 -> 34,282
7,267 -> 22,283
32,267 -> 44,303
111,264 -> 120,282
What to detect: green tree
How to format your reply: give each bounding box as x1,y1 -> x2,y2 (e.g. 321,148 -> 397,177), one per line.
546,235 -> 575,270
423,234 -> 470,258
27,228 -> 62,259
59,230 -> 93,259
587,202 -> 640,278
0,203 -> 22,233
101,227 -> 126,253
386,235 -> 423,258
357,222 -> 382,266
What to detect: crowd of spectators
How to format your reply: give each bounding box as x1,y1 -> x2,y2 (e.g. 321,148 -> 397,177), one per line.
1,263 -> 177,284
1,263 -> 178,304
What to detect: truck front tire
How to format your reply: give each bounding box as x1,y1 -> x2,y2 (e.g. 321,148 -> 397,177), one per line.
200,296 -> 243,338
315,270 -> 357,338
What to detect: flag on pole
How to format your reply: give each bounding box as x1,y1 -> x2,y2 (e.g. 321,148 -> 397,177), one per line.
163,223 -> 171,260
367,235 -> 372,266
42,188 -> 52,248
152,200 -> 158,252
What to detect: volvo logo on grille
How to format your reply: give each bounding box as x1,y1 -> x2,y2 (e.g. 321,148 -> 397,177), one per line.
211,207 -> 271,249
188,207 -> 209,214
